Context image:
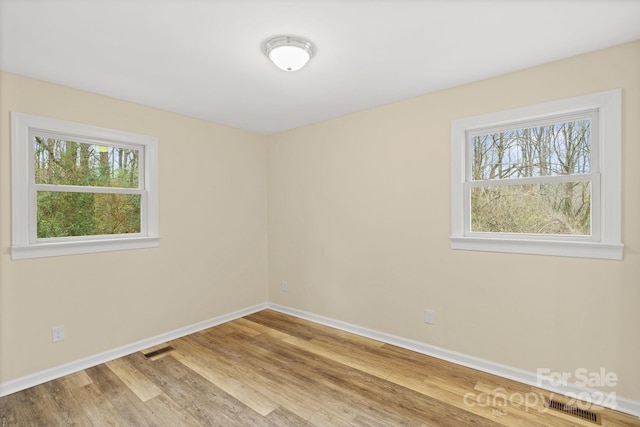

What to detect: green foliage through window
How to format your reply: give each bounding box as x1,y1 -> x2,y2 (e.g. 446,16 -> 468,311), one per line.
35,137 -> 139,187
34,137 -> 142,238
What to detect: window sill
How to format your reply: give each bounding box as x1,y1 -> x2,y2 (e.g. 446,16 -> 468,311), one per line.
11,237 -> 160,260
450,236 -> 623,260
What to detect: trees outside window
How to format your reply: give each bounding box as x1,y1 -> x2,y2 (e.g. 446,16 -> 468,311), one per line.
469,115 -> 594,236
11,113 -> 159,259
34,137 -> 141,238
450,90 -> 622,259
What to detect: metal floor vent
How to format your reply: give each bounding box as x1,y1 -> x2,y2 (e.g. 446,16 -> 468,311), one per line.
143,345 -> 174,359
546,398 -> 601,424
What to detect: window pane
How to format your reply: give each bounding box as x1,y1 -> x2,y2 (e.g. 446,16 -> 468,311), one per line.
34,137 -> 139,188
37,192 -> 141,238
471,119 -> 591,181
471,182 -> 591,235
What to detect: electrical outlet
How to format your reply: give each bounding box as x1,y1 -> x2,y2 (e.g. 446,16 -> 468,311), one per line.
52,325 -> 65,343
281,281 -> 288,292
424,309 -> 435,325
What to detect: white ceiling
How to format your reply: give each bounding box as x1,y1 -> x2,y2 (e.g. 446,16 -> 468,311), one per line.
1,1 -> 639,134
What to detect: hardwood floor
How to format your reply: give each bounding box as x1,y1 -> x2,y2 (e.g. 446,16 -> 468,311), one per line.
1,310 -> 638,426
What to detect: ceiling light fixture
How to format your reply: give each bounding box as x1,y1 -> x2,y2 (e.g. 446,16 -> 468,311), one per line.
264,35 -> 314,72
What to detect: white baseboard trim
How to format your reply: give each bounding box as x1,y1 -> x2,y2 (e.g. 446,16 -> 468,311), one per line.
2,301 -> 638,418
267,303 -> 640,419
0,302 -> 268,398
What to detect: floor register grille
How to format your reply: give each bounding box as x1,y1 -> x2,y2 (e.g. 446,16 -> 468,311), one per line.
142,345 -> 174,359
546,398 -> 602,424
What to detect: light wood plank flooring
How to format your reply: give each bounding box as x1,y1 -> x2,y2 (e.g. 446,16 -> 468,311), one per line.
1,310 -> 638,426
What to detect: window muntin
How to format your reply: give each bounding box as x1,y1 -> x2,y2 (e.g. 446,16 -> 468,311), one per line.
11,112 -> 159,259
466,113 -> 598,239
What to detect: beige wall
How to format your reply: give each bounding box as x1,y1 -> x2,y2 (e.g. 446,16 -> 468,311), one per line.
0,72 -> 268,382
267,41 -> 640,401
1,40 -> 638,403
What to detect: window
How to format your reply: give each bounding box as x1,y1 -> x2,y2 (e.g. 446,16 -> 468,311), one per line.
11,113 -> 159,259
450,90 -> 622,259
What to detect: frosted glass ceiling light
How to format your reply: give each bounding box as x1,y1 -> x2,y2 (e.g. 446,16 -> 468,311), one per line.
264,35 -> 314,72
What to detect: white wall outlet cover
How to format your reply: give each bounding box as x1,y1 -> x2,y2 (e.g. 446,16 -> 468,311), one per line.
424,310 -> 435,324
52,326 -> 65,342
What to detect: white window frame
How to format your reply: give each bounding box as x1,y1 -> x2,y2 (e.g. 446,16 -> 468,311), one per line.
11,112 -> 160,259
450,89 -> 623,260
